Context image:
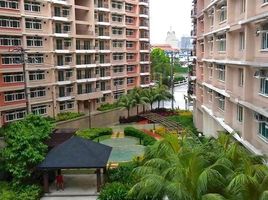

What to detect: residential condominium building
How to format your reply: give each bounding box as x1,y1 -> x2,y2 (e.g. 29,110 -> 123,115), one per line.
191,0 -> 268,155
0,0 -> 150,126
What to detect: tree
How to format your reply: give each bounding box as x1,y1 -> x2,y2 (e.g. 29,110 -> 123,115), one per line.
128,133 -> 268,200
130,87 -> 147,115
154,84 -> 173,109
118,94 -> 136,118
1,114 -> 54,184
142,87 -> 158,111
150,48 -> 171,86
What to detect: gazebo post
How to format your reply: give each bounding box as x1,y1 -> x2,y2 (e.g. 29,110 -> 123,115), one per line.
96,168 -> 101,192
103,167 -> 107,184
43,170 -> 49,193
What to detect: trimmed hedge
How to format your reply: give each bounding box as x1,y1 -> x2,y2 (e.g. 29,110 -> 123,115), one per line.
124,127 -> 156,146
56,112 -> 84,122
97,103 -> 120,111
76,128 -> 113,140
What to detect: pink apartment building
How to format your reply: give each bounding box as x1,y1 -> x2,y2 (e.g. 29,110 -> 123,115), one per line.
191,0 -> 268,155
0,0 -> 150,126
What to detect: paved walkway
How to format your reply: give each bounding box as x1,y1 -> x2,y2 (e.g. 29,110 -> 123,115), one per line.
40,174 -> 99,200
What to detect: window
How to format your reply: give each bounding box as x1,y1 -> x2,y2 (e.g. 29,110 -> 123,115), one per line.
126,41 -> 134,48
112,40 -> 124,48
112,27 -> 123,35
237,105 -> 243,122
60,100 -> 74,111
125,3 -> 133,12
0,36 -> 21,46
26,36 -> 43,47
0,0 -> 19,9
127,53 -> 134,60
127,77 -> 134,84
113,90 -> 124,99
25,19 -> 42,29
112,14 -> 123,22
219,6 -> 227,22
30,87 -> 46,98
261,24 -> 268,50
126,16 -> 134,24
24,1 -> 40,12
263,0 -> 268,4
239,32 -> 245,50
259,121 -> 268,140
127,65 -> 135,72
54,7 -> 70,17
112,1 -> 122,9
208,64 -> 213,78
126,29 -> 134,36
113,53 -> 124,60
27,54 -> 44,64
3,73 -> 24,83
32,105 -> 47,115
260,78 -> 268,95
1,55 -> 21,64
217,93 -> 225,110
217,35 -> 226,52
0,17 -> 20,28
114,78 -> 124,86
113,65 -> 124,73
238,68 -> 244,87
216,65 -> 225,81
241,0 -> 246,13
4,90 -> 25,102
29,71 -> 45,81
5,109 -> 26,122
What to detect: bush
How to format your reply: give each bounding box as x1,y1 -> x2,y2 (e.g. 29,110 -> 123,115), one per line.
168,110 -> 198,135
107,162 -> 138,185
97,103 -> 120,111
124,127 -> 156,146
0,182 -> 41,200
174,76 -> 185,82
56,112 -> 84,122
98,182 -> 130,200
119,116 -> 144,124
76,128 -> 113,140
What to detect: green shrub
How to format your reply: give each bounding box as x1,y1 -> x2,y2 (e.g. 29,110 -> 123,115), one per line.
124,127 -> 156,146
174,76 -> 185,82
97,103 -> 120,111
98,182 -> 130,200
56,112 -> 84,122
107,162 -> 138,185
0,182 -> 41,200
76,128 -> 113,140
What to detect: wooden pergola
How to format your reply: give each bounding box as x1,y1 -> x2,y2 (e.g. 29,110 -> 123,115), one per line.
139,112 -> 183,132
37,136 -> 112,193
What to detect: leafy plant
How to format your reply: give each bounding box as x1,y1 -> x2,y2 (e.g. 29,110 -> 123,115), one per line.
55,112 -> 84,122
98,182 -> 130,200
97,102 -> 121,111
1,114 -> 54,184
76,128 -> 113,140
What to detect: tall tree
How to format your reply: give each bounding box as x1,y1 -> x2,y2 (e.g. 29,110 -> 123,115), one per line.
118,94 -> 136,118
130,87 -> 147,115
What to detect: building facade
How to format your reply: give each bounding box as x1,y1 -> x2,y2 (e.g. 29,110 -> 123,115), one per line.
0,0 -> 150,126
191,0 -> 268,155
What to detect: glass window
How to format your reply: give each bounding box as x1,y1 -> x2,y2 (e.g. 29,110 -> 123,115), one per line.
237,105 -> 243,122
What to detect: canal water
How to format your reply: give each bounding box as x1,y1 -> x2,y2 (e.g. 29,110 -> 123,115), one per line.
153,84 -> 190,110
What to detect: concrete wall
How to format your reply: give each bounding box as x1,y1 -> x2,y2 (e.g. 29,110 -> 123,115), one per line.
56,104 -> 150,129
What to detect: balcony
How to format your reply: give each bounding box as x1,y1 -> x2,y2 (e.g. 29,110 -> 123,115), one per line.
139,0 -> 149,7
95,2 -> 109,12
96,32 -> 111,40
57,91 -> 75,101
100,85 -> 112,93
76,88 -> 103,100
76,45 -> 96,53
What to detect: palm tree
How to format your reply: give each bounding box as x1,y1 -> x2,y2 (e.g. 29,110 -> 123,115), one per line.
154,84 -> 173,109
128,133 -> 268,200
130,87 -> 147,115
142,87 -> 158,111
118,94 -> 136,118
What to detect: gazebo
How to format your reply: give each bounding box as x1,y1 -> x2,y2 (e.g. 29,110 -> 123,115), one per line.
38,136 -> 112,193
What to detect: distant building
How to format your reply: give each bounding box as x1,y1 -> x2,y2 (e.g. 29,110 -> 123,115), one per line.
165,27 -> 179,49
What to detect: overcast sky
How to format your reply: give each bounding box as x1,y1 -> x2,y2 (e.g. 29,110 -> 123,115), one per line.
150,0 -> 192,44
